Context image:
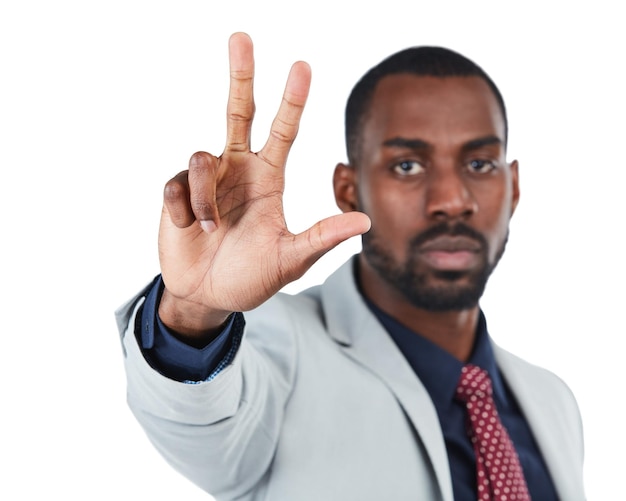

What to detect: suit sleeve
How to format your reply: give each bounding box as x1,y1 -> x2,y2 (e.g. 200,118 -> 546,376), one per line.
116,289 -> 298,499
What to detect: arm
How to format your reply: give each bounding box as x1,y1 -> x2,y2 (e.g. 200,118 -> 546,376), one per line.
121,32 -> 370,497
121,291 -> 298,498
138,275 -> 243,382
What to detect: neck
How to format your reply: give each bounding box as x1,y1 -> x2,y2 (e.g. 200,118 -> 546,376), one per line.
358,255 -> 480,362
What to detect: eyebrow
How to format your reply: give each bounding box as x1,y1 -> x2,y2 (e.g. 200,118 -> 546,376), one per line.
461,135 -> 503,152
382,137 -> 431,150
382,135 -> 503,153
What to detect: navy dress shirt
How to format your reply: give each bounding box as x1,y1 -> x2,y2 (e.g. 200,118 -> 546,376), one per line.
137,276 -> 243,382
366,301 -> 558,501
138,275 -> 558,500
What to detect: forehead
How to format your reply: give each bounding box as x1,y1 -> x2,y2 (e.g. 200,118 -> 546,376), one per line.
362,74 -> 506,147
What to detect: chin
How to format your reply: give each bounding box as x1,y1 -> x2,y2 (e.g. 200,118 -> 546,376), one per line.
394,269 -> 488,312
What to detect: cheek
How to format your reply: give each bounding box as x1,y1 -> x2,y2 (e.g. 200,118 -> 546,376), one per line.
362,183 -> 419,231
363,189 -> 425,264
476,184 -> 514,258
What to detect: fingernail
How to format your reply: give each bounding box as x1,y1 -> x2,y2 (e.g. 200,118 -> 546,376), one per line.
200,220 -> 217,233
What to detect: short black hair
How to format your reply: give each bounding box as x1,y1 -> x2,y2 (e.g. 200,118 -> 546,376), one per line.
345,46 -> 508,164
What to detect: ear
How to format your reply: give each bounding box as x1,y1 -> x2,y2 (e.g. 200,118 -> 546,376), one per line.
333,162 -> 359,213
509,160 -> 520,216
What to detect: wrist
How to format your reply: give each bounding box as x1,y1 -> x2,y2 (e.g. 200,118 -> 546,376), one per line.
158,288 -> 232,343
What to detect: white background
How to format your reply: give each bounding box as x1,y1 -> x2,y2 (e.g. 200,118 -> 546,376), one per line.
1,1 -> 623,499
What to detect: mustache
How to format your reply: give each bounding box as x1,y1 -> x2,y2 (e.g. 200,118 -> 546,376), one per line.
409,222 -> 488,251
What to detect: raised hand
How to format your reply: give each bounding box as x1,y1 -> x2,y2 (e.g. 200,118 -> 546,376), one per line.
157,33 -> 370,340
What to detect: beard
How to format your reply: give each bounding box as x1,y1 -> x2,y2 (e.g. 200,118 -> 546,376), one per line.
362,222 -> 508,311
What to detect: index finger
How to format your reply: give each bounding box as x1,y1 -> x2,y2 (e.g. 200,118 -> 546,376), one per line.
258,60 -> 311,169
225,32 -> 255,153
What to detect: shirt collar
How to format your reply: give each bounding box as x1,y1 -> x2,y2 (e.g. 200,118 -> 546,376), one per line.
365,300 -> 507,411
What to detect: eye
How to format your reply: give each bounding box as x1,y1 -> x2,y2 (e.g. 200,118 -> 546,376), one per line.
467,159 -> 497,174
392,160 -> 425,176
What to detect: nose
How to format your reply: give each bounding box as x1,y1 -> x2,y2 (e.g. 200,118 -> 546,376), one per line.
424,167 -> 477,220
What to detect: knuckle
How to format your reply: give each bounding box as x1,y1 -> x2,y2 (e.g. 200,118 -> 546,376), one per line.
270,120 -> 295,144
227,109 -> 254,123
191,200 -> 214,218
163,177 -> 188,203
228,94 -> 255,113
230,71 -> 254,81
189,151 -> 208,164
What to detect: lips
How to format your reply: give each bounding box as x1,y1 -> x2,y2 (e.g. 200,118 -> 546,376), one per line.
417,236 -> 483,271
418,235 -> 483,253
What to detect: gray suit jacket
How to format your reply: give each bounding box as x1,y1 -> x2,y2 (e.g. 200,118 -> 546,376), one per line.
117,258 -> 585,500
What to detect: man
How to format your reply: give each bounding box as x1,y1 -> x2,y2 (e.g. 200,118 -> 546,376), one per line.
116,33 -> 585,500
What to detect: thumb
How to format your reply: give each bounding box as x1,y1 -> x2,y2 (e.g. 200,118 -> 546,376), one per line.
288,211 -> 371,270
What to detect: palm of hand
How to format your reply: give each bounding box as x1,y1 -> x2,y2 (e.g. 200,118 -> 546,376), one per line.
160,150 -> 300,313
157,33 -> 370,334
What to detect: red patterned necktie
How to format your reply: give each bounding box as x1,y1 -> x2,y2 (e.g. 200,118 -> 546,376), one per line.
455,364 -> 531,501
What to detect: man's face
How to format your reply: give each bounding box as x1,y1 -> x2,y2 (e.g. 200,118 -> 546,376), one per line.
350,74 -> 519,311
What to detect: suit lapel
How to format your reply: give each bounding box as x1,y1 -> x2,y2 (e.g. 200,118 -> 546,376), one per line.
494,346 -> 586,501
321,259 -> 454,501
317,259 -> 584,500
